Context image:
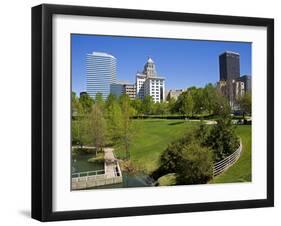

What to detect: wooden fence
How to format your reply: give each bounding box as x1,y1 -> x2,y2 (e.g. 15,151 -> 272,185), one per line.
213,139 -> 242,177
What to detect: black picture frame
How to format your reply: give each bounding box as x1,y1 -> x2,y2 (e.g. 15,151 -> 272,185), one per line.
32,3 -> 274,222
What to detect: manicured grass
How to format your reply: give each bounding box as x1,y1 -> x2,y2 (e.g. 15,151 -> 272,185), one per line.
114,119 -> 197,173
114,119 -> 251,184
210,125 -> 252,183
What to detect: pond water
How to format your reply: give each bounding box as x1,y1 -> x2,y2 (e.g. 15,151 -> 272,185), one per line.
72,153 -> 104,174
72,153 -> 154,188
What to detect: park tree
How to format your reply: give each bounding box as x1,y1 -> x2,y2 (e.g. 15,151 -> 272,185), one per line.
159,132 -> 213,184
71,92 -> 91,147
157,102 -> 169,116
79,93 -> 94,114
167,97 -> 176,114
212,93 -> 231,118
203,83 -> 218,114
238,92 -> 252,118
118,94 -> 136,160
89,103 -> 107,155
142,95 -> 154,115
131,98 -> 143,117
176,143 -> 213,185
206,117 -> 239,161
105,96 -> 123,144
178,91 -> 194,117
95,92 -> 105,111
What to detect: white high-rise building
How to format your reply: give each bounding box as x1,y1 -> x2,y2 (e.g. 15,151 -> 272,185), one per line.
86,52 -> 116,100
135,57 -> 165,103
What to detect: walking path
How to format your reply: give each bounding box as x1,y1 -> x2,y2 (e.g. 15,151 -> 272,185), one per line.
72,147 -> 123,190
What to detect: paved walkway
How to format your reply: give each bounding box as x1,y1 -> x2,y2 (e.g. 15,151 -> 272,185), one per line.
104,148 -> 118,178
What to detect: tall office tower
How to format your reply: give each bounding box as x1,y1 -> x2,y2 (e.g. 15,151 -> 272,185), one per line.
238,75 -> 252,93
135,57 -> 165,103
219,51 -> 240,81
86,52 -> 116,100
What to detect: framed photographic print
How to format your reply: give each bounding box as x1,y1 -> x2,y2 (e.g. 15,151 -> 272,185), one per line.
32,4 -> 274,221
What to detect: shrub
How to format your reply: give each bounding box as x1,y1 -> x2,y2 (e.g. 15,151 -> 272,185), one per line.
176,143 -> 213,185
206,118 -> 239,162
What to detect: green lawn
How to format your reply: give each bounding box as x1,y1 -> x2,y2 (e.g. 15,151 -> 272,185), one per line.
114,119 -> 197,173
114,119 -> 252,184
210,125 -> 252,183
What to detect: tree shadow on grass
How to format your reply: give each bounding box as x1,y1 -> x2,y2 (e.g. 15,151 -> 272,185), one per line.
168,121 -> 185,126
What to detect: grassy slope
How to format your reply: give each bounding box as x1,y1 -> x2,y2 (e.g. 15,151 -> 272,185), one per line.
115,119 -> 252,183
210,125 -> 252,183
115,119 -> 196,173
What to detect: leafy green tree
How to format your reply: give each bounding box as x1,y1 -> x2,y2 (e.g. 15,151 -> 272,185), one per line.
203,83 -> 218,114
179,91 -> 194,117
157,102 -> 169,116
176,143 -> 213,185
105,96 -> 122,144
167,97 -> 176,114
89,103 -> 107,155
212,93 -> 231,118
238,92 -> 252,118
206,118 -> 239,161
142,95 -> 154,115
159,132 -> 213,184
131,98 -> 143,117
71,92 -> 91,147
118,94 -> 136,160
95,92 -> 105,111
79,93 -> 94,114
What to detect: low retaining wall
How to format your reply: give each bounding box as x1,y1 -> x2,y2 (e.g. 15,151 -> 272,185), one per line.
72,174 -> 123,190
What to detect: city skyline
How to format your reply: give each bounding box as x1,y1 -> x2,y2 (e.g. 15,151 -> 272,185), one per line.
72,34 -> 252,96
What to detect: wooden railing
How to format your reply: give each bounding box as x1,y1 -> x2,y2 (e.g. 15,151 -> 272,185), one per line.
213,139 -> 242,177
72,169 -> 105,179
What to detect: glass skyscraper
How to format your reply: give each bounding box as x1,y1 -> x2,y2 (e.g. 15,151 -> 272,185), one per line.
219,51 -> 240,81
86,52 -> 116,100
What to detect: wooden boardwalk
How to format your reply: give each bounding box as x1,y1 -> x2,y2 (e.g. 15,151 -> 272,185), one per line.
72,147 -> 123,190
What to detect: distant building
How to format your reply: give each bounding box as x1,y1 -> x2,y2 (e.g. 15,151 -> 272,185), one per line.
135,57 -> 165,103
86,52 -> 116,100
217,79 -> 245,109
217,51 -> 249,110
110,81 -> 136,99
110,81 -> 125,98
124,83 -> 136,100
219,51 -> 240,81
238,75 -> 252,93
166,89 -> 185,100
136,73 -> 146,100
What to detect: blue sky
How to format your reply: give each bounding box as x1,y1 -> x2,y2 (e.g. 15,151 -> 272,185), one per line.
72,34 -> 251,95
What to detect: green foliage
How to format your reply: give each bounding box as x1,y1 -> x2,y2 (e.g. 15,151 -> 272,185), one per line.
206,118 -> 239,161
131,98 -> 143,116
159,131 -> 213,185
142,95 -> 154,115
118,94 -> 136,160
105,96 -> 123,144
79,93 -> 94,113
212,93 -> 231,118
88,103 -> 107,152
176,143 -> 213,185
211,125 -> 251,183
238,92 -> 252,116
177,90 -> 194,117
